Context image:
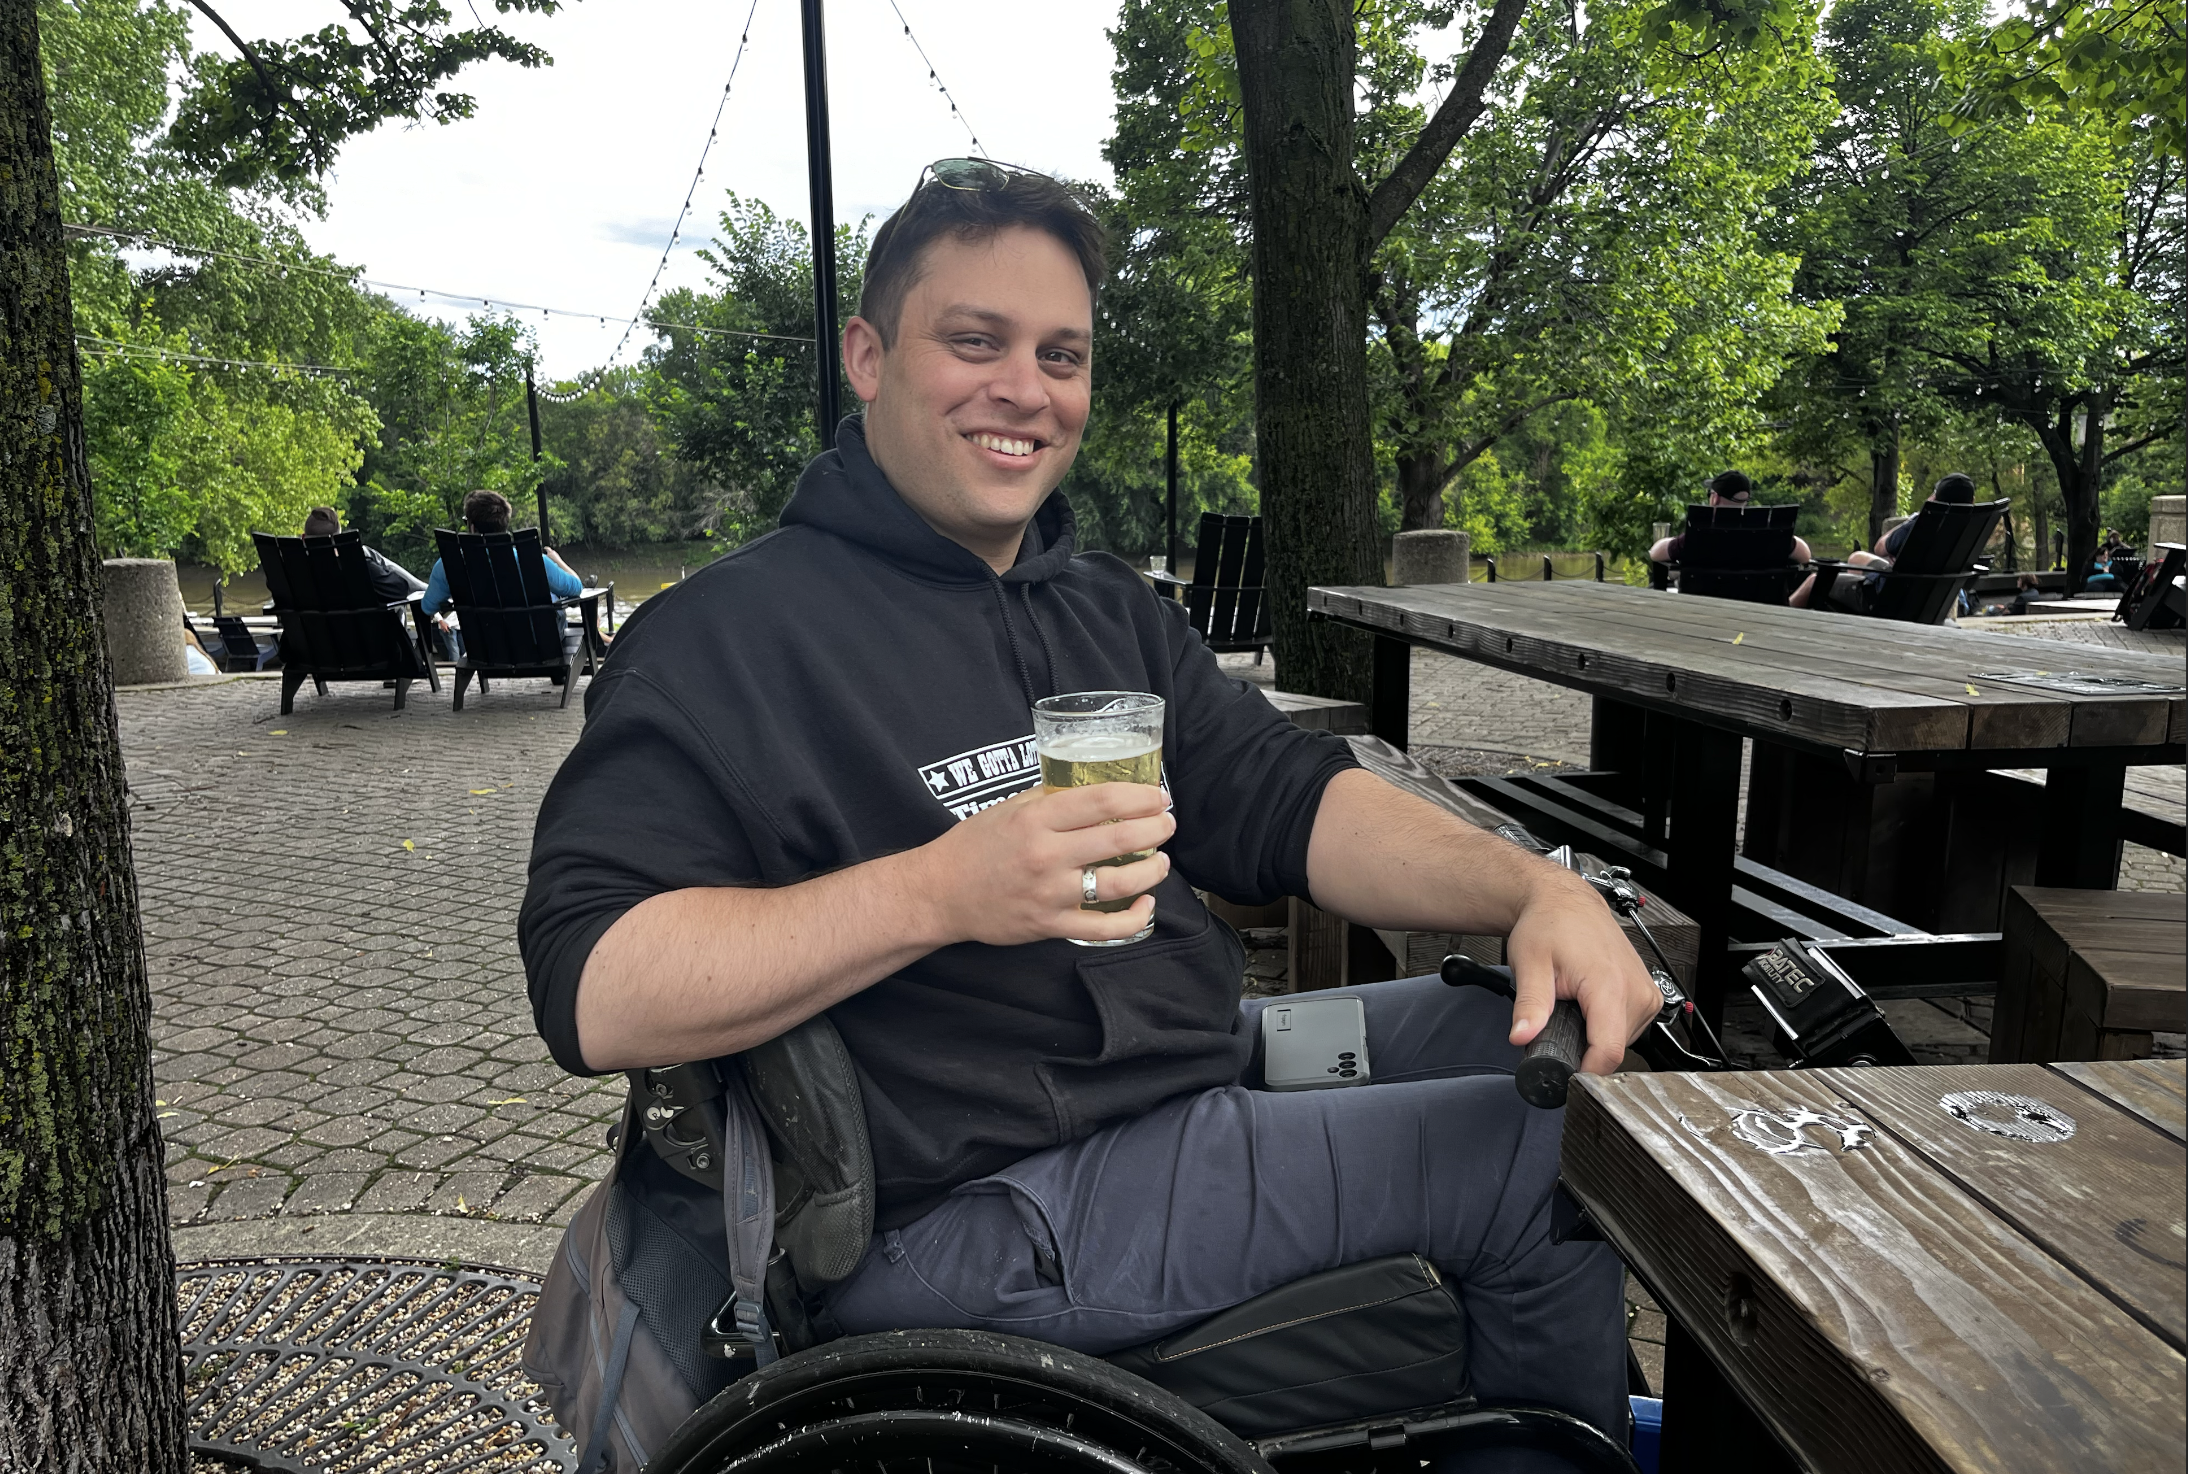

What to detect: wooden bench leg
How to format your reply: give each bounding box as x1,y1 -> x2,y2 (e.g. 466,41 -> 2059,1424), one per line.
1371,635 -> 1410,751
1659,1318 -> 1800,1473
1667,719 -> 1742,1028
279,667 -> 305,715
2035,764 -> 2126,889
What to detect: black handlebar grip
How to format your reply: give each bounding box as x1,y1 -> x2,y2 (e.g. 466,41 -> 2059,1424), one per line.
1515,999 -> 1587,1109
1440,953 -> 1517,998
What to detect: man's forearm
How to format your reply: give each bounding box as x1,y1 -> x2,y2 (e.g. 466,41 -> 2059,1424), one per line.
1302,768 -> 1562,933
573,849 -> 946,1072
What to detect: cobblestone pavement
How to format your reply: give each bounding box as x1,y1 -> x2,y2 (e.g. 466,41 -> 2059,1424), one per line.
124,675 -> 617,1232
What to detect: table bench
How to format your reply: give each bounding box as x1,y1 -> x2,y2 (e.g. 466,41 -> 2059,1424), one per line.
1563,1058 -> 2186,1472
1992,886 -> 2187,1063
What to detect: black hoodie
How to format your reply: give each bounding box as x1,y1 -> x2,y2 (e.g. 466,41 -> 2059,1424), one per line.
520,419 -> 1357,1229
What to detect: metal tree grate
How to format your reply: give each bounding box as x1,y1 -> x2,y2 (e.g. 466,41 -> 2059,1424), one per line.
179,1257 -> 576,1474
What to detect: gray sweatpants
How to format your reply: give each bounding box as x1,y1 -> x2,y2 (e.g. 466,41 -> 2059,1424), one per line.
824,973 -> 1627,1443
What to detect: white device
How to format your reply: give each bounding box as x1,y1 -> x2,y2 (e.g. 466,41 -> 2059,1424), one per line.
1261,995 -> 1372,1091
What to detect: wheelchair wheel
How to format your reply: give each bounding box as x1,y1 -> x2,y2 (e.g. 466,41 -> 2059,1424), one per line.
644,1328 -> 1273,1474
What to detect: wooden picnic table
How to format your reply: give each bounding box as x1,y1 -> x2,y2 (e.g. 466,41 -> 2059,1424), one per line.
1563,1057 -> 2187,1473
1307,581 -> 2186,1012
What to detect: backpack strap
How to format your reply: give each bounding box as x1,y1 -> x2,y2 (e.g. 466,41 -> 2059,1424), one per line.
576,1298 -> 642,1474
717,1064 -> 780,1366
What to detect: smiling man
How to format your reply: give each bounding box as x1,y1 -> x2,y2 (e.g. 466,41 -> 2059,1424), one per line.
520,163 -> 1658,1461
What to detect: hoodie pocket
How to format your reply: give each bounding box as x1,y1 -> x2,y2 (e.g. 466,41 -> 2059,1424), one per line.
1040,890 -> 1251,1138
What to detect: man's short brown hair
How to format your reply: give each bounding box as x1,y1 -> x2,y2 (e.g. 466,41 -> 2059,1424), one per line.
858,165 -> 1108,347
464,490 -> 513,534
303,506 -> 341,537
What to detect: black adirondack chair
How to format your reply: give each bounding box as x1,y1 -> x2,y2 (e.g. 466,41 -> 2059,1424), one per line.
2116,543 -> 2186,631
186,611 -> 279,672
1647,504 -> 1803,604
433,528 -> 605,711
253,531 -> 439,713
1148,513 -> 1272,662
1807,499 -> 2009,624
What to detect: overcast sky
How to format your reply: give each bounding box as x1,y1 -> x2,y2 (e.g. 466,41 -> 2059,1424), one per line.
189,1 -> 1127,379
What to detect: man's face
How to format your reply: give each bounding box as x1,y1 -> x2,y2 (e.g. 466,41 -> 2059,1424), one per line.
843,226 -> 1093,568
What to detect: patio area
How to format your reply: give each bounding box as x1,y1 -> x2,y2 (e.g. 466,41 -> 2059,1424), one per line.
130,628 -> 2182,1248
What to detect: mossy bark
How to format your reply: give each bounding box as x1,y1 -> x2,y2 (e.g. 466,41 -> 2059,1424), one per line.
1,1 -> 188,1467
1230,0 -> 1385,703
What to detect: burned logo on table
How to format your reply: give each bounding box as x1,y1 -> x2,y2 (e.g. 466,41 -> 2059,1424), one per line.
1681,1106 -> 1874,1157
1939,1090 -> 2076,1144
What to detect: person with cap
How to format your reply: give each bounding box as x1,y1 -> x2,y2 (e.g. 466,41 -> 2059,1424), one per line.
1646,469 -> 1812,568
1790,471 -> 1979,610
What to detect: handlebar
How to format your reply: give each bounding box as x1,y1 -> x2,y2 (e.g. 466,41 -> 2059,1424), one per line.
1516,1001 -> 1587,1109
1438,956 -> 1589,1109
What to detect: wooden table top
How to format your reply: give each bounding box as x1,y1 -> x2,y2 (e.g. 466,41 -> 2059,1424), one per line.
1564,1058 -> 2187,1473
1307,580 -> 2187,756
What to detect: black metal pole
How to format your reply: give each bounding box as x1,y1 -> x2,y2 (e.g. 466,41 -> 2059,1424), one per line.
525,359 -> 548,543
801,0 -> 841,448
1165,401 -> 1179,570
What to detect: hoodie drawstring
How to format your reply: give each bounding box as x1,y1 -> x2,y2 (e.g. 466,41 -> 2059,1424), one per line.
990,577 -> 1038,707
1020,583 -> 1060,700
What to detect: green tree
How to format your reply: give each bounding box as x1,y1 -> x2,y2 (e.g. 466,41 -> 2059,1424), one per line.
1365,0 -> 1834,540
535,365 -> 721,548
49,0 -> 387,572
3,2 -> 565,1465
1946,0 -> 2187,159
644,196 -> 867,544
1221,0 -> 1806,698
1772,0 -> 2181,580
350,308 -> 546,569
1081,9 -> 1262,559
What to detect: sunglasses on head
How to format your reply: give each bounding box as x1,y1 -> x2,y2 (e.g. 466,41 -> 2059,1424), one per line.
919,156 -> 1056,193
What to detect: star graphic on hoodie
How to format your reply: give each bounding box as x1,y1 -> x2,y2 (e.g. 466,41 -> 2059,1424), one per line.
924,770 -> 950,794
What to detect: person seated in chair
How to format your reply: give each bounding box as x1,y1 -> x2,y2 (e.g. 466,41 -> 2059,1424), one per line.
2006,572 -> 2059,616
302,505 -> 424,603
520,163 -> 1661,1450
418,489 -> 585,659
1789,471 -> 1978,610
1646,468 -> 1811,569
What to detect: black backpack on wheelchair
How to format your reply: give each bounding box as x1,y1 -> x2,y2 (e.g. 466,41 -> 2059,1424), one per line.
523,1013 -> 1640,1473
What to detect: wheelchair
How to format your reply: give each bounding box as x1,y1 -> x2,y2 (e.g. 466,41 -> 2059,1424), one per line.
596,1006 -> 1644,1474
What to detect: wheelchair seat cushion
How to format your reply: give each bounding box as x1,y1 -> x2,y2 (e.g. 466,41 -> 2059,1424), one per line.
1105,1253 -> 1469,1438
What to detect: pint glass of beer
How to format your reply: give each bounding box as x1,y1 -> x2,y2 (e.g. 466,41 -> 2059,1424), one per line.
1032,691 -> 1165,946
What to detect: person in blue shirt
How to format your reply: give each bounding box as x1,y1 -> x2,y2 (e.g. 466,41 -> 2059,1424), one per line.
420,489 -> 587,657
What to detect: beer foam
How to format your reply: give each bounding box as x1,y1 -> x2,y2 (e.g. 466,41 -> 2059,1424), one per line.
1039,733 -> 1160,761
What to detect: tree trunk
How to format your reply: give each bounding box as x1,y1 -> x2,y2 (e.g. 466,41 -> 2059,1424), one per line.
2027,397 -> 2107,595
1395,447 -> 1446,531
1866,420 -> 1900,551
1231,0 -> 1385,701
1,3 -> 189,1469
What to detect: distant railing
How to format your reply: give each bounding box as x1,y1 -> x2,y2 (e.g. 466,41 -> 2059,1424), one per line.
1480,552 -> 1608,584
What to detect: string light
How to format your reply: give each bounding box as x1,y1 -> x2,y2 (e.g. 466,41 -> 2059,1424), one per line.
604,0 -> 765,369
885,0 -> 985,155
75,335 -> 357,377
64,222 -> 814,353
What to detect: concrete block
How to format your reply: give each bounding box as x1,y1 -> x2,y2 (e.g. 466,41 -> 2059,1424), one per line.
2149,494 -> 2184,555
1391,529 -> 1469,587
102,558 -> 189,685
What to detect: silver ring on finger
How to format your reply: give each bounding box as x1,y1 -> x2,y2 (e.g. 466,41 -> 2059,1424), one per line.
1081,866 -> 1100,904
